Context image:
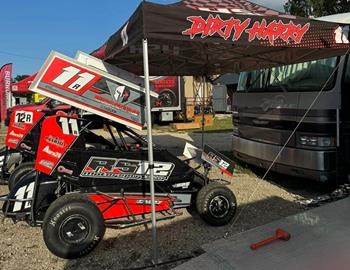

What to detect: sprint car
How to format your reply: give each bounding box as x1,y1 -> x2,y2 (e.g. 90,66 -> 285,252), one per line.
1,107 -> 103,190
0,109 -> 49,189
1,113 -> 237,259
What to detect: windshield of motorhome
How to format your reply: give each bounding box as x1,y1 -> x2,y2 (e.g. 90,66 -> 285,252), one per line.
238,57 -> 338,92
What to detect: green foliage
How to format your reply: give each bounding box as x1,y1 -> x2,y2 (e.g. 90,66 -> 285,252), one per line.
284,0 -> 350,17
13,74 -> 30,83
284,0 -> 310,17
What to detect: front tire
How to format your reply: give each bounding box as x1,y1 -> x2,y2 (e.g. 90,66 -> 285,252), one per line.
42,193 -> 105,259
196,183 -> 237,226
8,161 -> 35,191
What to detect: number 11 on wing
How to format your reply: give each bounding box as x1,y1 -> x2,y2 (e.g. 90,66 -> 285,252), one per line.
53,66 -> 95,92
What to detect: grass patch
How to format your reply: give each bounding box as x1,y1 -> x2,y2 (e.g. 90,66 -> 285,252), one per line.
220,150 -> 256,176
153,115 -> 233,133
193,116 -> 233,133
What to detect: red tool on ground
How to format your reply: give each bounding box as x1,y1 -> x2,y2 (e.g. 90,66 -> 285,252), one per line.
250,229 -> 291,250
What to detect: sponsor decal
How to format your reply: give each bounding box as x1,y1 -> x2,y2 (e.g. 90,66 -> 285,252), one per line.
20,143 -> 32,151
136,199 -> 161,205
94,95 -> 139,116
39,160 -> 54,169
202,145 -> 235,176
80,157 -> 175,181
57,165 -> 73,175
172,182 -> 190,189
45,135 -> 66,148
113,85 -> 131,103
9,130 -> 24,138
205,152 -> 230,170
13,122 -> 25,130
8,138 -> 19,144
43,146 -> 62,159
182,15 -> 310,45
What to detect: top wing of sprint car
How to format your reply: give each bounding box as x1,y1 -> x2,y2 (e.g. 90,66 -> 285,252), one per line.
29,51 -> 158,130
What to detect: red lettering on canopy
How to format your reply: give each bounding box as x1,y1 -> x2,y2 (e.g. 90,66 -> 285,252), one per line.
182,15 -> 250,41
245,19 -> 310,44
183,15 -> 310,45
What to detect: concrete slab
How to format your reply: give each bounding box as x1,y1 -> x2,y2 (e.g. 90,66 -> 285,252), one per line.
174,198 -> 350,270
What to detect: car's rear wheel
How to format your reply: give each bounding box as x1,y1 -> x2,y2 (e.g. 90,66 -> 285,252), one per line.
42,193 -> 105,259
196,183 -> 237,226
8,161 -> 35,191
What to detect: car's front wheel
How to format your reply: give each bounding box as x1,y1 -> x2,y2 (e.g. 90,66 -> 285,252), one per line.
196,183 -> 237,226
42,193 -> 105,259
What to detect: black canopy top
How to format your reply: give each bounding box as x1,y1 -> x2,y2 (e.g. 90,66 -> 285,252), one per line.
92,0 -> 350,75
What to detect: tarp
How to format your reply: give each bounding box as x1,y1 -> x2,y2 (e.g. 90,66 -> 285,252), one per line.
92,0 -> 350,76
0,63 -> 12,121
11,73 -> 37,94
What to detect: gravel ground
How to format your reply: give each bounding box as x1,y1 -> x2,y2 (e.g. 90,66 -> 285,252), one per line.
0,128 -> 327,270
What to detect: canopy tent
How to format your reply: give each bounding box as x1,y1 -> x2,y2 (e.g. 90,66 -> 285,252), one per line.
11,73 -> 37,94
92,0 -> 350,76
89,0 -> 350,265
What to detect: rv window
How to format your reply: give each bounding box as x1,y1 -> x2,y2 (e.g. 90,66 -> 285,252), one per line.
238,57 -> 338,92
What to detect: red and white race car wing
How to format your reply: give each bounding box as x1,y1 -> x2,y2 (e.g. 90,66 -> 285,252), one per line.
29,51 -> 158,130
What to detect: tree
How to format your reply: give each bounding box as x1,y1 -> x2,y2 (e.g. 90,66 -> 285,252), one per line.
13,74 -> 30,83
284,0 -> 311,17
284,0 -> 350,17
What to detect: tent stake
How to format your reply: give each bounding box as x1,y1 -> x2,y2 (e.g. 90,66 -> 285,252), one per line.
142,38 -> 158,265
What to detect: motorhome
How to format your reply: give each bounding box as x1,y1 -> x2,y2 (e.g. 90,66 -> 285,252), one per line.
232,13 -> 350,182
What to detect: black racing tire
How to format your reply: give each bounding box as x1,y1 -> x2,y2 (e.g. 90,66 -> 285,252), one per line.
8,161 -> 35,191
196,183 -> 237,226
42,193 -> 105,259
186,204 -> 198,217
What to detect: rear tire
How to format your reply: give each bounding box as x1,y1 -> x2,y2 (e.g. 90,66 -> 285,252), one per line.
8,161 -> 35,191
196,183 -> 237,226
42,193 -> 105,259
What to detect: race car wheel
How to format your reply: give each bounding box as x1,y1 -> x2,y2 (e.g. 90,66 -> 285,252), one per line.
42,193 -> 105,259
196,183 -> 237,226
8,161 -> 35,191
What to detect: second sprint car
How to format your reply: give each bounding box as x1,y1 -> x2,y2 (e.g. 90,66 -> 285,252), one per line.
1,112 -> 238,259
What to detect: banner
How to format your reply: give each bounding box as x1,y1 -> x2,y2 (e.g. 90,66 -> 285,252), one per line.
151,76 -> 182,112
0,63 -> 12,122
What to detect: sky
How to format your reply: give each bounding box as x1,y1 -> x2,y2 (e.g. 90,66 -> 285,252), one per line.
0,0 -> 285,77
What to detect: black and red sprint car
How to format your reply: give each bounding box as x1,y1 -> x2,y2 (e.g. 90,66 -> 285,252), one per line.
1,106 -> 79,189
0,109 -> 48,188
1,112 -> 237,259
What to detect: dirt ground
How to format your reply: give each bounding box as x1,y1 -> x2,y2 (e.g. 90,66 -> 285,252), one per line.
0,128 -> 329,270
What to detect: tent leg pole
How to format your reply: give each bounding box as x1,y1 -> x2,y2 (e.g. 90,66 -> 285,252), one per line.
201,76 -> 205,149
142,38 -> 158,266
